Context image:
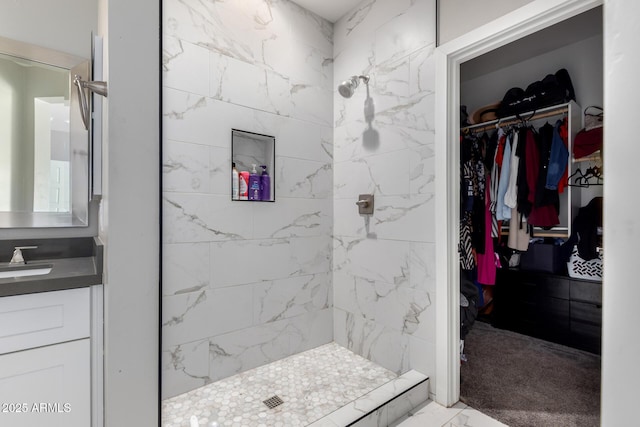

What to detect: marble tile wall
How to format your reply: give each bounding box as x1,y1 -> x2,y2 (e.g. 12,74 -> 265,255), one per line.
162,0 -> 334,399
332,0 -> 437,385
162,0 -> 439,401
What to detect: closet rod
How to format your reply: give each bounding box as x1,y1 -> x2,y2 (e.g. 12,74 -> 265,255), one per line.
500,230 -> 569,238
462,103 -> 570,134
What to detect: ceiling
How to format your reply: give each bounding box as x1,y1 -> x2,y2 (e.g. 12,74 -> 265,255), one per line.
289,0 -> 363,23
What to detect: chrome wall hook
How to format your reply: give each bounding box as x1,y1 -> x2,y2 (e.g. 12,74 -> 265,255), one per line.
74,75 -> 108,130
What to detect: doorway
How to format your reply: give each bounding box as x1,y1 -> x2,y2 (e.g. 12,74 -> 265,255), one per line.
434,0 -> 604,408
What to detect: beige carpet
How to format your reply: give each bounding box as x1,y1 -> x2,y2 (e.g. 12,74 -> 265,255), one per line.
460,321 -> 601,427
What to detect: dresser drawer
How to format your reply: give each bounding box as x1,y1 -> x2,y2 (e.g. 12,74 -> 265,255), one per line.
571,300 -> 602,325
570,280 -> 602,304
537,275 -> 570,299
0,287 -> 90,354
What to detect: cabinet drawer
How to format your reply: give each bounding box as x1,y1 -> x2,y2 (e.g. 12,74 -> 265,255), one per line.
570,320 -> 602,354
0,287 -> 89,354
570,280 -> 602,304
537,275 -> 570,299
0,339 -> 90,427
540,297 -> 570,323
571,301 -> 602,325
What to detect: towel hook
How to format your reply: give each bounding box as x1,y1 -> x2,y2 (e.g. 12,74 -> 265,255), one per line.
74,75 -> 108,130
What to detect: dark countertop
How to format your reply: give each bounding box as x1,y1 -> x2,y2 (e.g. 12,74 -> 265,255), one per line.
0,257 -> 102,297
0,237 -> 103,297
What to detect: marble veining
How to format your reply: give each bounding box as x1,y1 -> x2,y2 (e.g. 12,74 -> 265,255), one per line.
332,0 -> 437,382
162,0 -> 439,402
344,1 -> 376,38
163,290 -> 207,328
163,196 -> 247,242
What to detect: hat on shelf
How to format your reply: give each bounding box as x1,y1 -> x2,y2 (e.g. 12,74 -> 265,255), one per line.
573,126 -> 603,158
469,101 -> 501,124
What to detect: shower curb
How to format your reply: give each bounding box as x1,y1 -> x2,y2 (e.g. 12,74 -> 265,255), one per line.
308,370 -> 429,427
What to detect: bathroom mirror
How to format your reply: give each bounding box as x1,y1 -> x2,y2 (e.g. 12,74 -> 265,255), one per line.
0,35 -> 91,228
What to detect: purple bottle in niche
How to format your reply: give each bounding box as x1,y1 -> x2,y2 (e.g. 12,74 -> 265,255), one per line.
248,164 -> 261,201
260,165 -> 271,201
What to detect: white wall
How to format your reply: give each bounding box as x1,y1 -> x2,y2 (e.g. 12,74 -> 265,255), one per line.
0,0 -> 96,58
161,0 -> 334,399
439,0 -> 535,45
601,0 -> 640,423
100,0 -> 159,425
461,35 -> 603,114
332,0 -> 437,384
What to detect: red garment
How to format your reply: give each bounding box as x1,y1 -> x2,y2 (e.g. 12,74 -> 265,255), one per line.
477,176 -> 496,286
495,133 -> 507,168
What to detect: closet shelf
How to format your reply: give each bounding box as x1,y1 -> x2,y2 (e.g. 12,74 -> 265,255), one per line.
462,102 -> 574,134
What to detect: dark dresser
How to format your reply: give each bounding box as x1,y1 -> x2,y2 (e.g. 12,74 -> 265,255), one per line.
492,268 -> 602,354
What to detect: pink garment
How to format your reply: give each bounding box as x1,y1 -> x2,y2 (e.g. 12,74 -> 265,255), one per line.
477,175 -> 497,285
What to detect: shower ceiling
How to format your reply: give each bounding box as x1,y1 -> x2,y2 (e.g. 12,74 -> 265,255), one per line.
289,0 -> 362,23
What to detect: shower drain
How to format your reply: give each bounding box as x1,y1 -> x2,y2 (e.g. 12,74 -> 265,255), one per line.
262,395 -> 284,409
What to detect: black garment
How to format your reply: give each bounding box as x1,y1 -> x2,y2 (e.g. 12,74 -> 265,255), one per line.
461,135 -> 487,254
561,197 -> 603,261
460,269 -> 479,341
484,131 -> 498,175
515,127 -> 532,218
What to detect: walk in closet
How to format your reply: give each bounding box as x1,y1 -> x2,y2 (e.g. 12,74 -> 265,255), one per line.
459,6 -> 604,354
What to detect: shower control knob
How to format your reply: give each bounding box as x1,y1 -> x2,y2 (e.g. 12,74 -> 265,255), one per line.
356,194 -> 374,215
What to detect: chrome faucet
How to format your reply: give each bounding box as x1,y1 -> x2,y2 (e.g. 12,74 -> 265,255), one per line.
9,246 -> 38,265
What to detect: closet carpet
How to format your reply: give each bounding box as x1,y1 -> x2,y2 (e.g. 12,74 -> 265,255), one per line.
460,321 -> 600,427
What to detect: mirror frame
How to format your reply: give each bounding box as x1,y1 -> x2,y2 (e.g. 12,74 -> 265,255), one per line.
0,35 -> 91,228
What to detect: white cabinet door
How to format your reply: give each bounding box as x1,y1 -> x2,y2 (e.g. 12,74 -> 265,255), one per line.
0,287 -> 90,354
0,339 -> 90,427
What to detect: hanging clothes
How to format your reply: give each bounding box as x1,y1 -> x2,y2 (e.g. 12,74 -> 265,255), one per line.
508,206 -> 531,251
526,124 -> 560,227
496,132 -> 512,221
477,175 -> 497,285
459,212 -> 475,270
545,119 -> 570,190
516,127 -> 532,218
503,130 -> 520,209
488,129 -> 503,237
556,117 -> 570,194
460,133 -> 489,269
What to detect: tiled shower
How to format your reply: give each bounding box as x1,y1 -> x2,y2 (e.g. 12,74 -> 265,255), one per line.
161,0 -> 438,416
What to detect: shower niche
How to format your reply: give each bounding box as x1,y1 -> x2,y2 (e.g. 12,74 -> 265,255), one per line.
231,129 -> 275,202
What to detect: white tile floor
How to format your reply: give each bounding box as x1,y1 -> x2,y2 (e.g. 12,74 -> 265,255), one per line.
392,400 -> 508,427
163,340 -> 507,427
162,342 -> 397,427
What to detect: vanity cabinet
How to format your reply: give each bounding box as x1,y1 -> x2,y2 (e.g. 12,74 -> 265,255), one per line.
0,288 -> 91,427
493,268 -> 602,354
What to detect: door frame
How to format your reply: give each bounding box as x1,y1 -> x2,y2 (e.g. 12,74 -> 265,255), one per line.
433,0 -> 603,407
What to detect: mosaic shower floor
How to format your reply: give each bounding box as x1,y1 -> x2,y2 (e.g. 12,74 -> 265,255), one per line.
162,342 -> 398,427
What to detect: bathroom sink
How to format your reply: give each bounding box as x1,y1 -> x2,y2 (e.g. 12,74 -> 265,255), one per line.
0,264 -> 53,279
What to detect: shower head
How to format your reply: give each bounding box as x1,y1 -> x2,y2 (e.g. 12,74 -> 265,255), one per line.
338,75 -> 370,98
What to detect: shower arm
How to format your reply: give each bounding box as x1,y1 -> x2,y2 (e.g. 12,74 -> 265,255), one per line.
74,75 -> 108,131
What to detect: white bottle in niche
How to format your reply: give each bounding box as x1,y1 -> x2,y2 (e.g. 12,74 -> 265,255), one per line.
232,162 -> 239,200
